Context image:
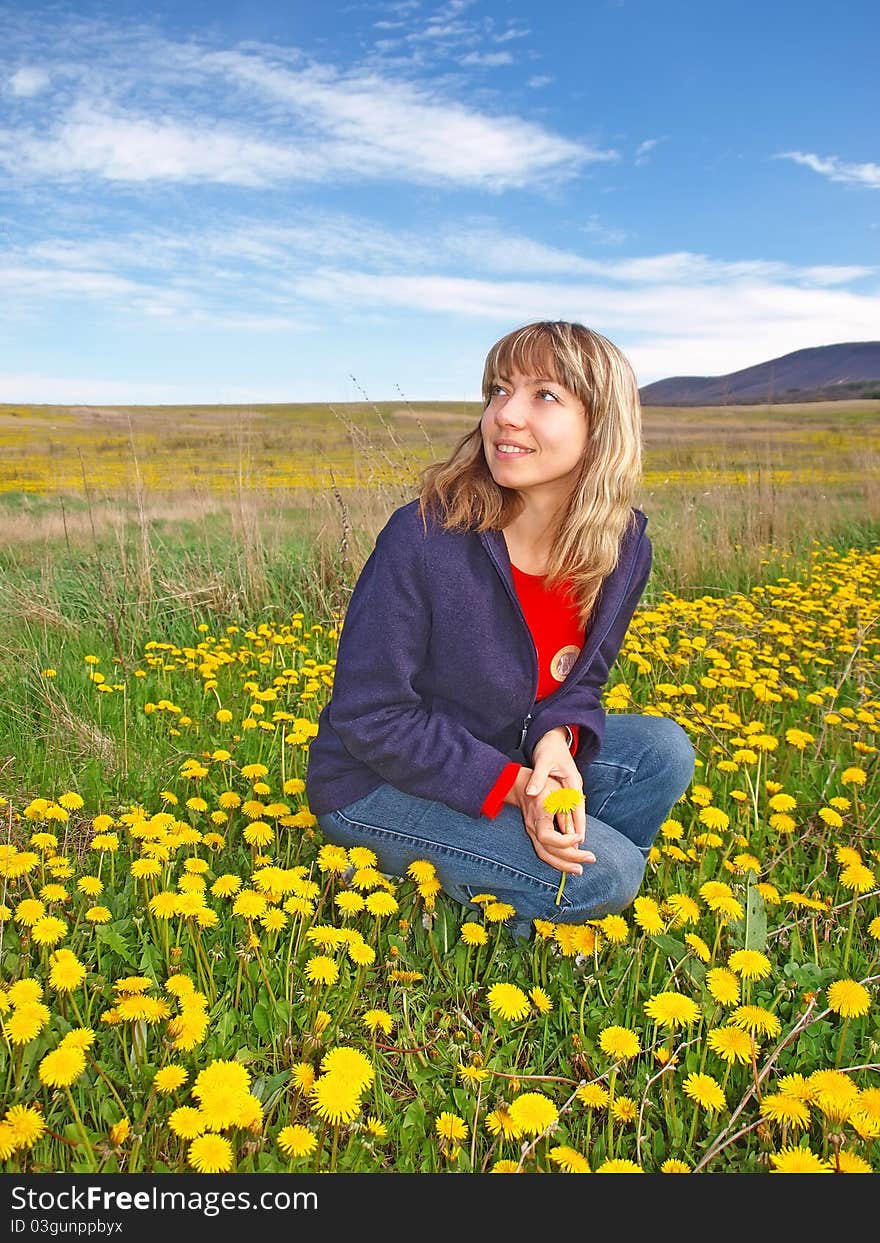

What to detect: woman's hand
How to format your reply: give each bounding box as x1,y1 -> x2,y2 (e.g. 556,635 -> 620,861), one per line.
507,764 -> 595,876
528,727 -> 588,837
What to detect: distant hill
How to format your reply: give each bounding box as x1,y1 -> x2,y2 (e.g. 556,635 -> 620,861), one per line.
639,342 -> 880,405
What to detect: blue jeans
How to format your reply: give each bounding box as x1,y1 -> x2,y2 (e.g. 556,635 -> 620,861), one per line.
316,714 -> 695,939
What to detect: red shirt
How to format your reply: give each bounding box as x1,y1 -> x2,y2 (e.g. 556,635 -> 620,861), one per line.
481,566 -> 584,818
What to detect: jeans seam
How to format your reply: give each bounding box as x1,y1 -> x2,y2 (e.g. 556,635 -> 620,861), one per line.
332,808 -> 563,900
590,766 -> 636,822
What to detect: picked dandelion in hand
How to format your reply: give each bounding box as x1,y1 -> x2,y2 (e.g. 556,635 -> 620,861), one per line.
542,787 -> 586,905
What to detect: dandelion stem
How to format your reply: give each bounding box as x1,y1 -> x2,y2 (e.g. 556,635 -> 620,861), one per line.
65,1088 -> 98,1170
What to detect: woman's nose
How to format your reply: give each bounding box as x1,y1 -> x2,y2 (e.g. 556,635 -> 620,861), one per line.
496,390 -> 527,425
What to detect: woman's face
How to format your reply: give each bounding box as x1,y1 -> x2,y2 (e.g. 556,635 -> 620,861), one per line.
480,368 -> 589,503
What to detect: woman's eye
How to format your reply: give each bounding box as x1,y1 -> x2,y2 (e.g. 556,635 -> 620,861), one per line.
489,383 -> 506,396
537,388 -> 559,402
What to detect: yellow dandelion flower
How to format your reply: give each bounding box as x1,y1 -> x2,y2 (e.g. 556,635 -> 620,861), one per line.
484,901 -> 516,924
335,891 -> 366,916
362,1009 -> 393,1037
4,1105 -> 45,1149
665,893 -> 701,926
769,1146 -> 831,1173
277,1125 -> 316,1158
232,889 -> 267,919
529,986 -> 553,1015
305,956 -> 339,987
633,897 -> 664,935
707,1025 -> 755,1065
38,1045 -> 86,1088
549,1145 -> 590,1173
365,891 -> 399,917
508,1092 -> 558,1137
728,949 -> 772,980
309,1075 -> 362,1125
487,982 -> 530,1022
684,933 -> 711,962
597,914 -> 628,944
291,1062 -> 317,1094
48,949 -> 86,992
31,915 -> 68,946
834,1150 -> 873,1173
698,806 -> 729,831
683,1073 -> 726,1112
347,940 -> 376,967
840,863 -> 875,893
576,1083 -> 610,1110
644,991 -> 701,1029
595,1158 -> 643,1173
154,1065 -> 188,1094
485,1107 -> 519,1139
319,1046 -> 375,1093
436,1111 -> 468,1144
188,1133 -> 233,1173
761,1093 -> 811,1130
8,979 -> 43,1006
706,968 -> 740,1006
15,899 -> 47,926
461,922 -> 489,947
610,1095 -> 638,1123
598,1026 -> 641,1060
827,979 -> 871,1018
731,1005 -> 782,1038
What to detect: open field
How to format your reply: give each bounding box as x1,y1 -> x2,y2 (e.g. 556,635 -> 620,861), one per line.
0,397 -> 878,1174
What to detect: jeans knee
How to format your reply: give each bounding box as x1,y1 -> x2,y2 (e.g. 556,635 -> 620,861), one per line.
560,842 -> 646,922
648,717 -> 695,796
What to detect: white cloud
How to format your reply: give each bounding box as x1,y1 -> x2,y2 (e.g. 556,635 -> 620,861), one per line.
0,102 -> 323,186
209,53 -> 612,188
634,137 -> 662,166
0,48 -> 612,190
9,66 -> 50,96
459,51 -> 513,66
290,267 -> 880,383
778,151 -> 880,190
582,214 -> 628,245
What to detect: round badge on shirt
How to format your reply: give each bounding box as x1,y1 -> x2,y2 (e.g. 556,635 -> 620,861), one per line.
550,644 -> 581,682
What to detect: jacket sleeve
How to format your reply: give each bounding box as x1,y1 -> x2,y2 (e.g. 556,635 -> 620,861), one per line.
522,534 -> 651,767
327,507 -> 519,818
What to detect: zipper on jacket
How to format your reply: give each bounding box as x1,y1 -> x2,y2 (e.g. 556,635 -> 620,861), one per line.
479,520 -> 646,730
479,533 -> 539,723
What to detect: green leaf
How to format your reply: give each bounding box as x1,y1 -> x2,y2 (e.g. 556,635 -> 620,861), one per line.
744,875 -> 767,952
401,1096 -> 427,1134
138,941 -> 161,982
95,922 -> 135,964
252,1001 -> 271,1038
650,933 -> 688,961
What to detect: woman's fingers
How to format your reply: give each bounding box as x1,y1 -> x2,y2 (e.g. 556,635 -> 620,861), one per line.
526,818 -> 595,870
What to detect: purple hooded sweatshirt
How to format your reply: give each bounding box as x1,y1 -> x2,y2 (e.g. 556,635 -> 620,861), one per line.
305,498 -> 651,820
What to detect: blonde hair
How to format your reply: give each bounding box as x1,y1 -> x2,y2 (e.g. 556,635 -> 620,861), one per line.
418,320 -> 642,626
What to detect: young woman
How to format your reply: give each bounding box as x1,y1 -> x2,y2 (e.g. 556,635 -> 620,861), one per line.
306,321 -> 695,939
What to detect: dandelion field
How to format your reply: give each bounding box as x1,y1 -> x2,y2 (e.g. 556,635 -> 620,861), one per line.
0,397 -> 879,1175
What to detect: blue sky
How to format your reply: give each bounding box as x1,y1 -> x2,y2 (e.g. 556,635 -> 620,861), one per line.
1,0 -> 878,403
